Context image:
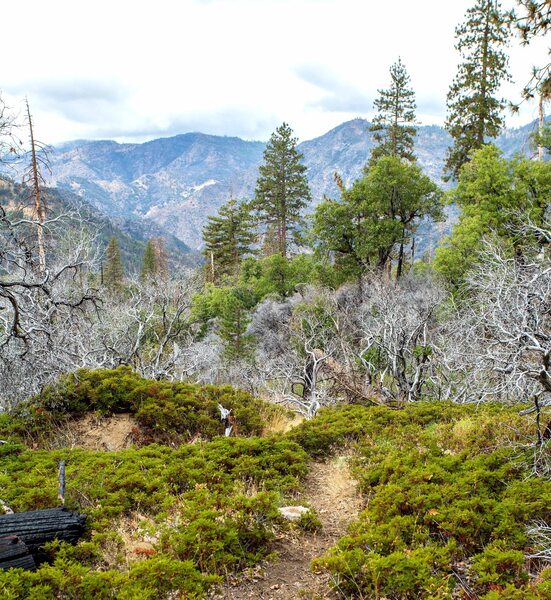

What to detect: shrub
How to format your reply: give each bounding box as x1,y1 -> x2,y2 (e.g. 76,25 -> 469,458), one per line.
3,367 -> 282,445
296,402 -> 547,598
0,434 -> 310,598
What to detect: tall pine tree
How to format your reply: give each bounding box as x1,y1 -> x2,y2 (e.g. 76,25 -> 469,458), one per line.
140,240 -> 158,281
104,236 -> 124,289
368,58 -> 417,166
202,198 -> 256,284
444,0 -> 511,180
253,123 -> 311,258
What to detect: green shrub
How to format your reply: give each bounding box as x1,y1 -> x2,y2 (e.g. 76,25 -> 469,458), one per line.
295,509 -> 323,533
3,367 -> 281,445
472,542 -> 528,590
0,434 -> 309,598
296,402 -> 548,598
0,556 -> 217,599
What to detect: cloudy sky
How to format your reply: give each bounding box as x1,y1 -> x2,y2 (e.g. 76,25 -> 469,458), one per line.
2,0 -> 547,145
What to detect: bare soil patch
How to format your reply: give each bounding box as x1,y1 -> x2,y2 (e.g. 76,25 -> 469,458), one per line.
72,413 -> 137,451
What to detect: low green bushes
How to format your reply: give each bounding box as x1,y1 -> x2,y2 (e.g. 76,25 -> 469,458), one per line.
0,556 -> 218,600
291,403 -> 550,598
2,374 -> 549,599
3,367 -> 280,444
0,436 -> 309,599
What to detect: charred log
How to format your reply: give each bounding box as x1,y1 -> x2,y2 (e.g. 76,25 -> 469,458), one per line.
0,536 -> 36,571
0,507 -> 86,564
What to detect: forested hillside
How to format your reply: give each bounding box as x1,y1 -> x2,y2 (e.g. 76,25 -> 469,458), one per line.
0,0 -> 550,598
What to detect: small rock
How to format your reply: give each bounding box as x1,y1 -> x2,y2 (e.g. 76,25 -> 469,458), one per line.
278,506 -> 310,521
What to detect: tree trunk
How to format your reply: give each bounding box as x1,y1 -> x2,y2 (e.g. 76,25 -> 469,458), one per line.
26,100 -> 46,275
538,91 -> 544,161
396,239 -> 405,280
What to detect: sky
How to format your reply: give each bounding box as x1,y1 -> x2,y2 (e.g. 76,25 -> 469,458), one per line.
1,0 -> 548,145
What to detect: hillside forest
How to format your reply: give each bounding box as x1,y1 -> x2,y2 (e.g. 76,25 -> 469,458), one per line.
0,1 -> 551,599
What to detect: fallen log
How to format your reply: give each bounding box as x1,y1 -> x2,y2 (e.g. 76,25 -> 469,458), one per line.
0,508 -> 87,557
0,536 -> 36,571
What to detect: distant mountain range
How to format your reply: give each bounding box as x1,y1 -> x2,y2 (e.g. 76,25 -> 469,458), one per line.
0,177 -> 195,273
40,118 -> 542,250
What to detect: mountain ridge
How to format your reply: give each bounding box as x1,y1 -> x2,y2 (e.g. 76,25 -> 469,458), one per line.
45,118 -> 542,249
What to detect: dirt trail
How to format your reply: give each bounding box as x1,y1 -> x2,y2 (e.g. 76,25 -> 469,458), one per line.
211,457 -> 362,600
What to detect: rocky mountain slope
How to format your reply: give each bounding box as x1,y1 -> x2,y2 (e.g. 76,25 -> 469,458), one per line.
0,176 -> 195,272
45,119 -> 540,249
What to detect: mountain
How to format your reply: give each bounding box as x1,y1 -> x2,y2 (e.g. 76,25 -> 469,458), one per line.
50,134 -> 265,249
44,119 -> 541,249
0,176 -> 196,273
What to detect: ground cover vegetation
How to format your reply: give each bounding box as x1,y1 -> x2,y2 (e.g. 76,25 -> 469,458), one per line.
0,0 -> 550,598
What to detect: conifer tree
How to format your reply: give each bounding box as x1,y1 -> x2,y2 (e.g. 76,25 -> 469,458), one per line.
368,58 -> 417,166
104,236 -> 124,289
219,287 -> 255,360
202,198 -> 256,284
253,123 -> 311,258
444,0 -> 511,180
140,240 -> 158,281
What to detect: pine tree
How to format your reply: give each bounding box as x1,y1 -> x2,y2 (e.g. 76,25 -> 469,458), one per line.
444,0 -> 511,180
218,287 -> 255,360
104,236 -> 124,289
368,58 -> 417,166
253,123 -> 311,258
202,199 -> 256,284
140,240 -> 158,281
509,1 -> 550,103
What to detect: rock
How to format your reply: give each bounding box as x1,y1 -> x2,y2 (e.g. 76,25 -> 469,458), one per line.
278,506 -> 310,521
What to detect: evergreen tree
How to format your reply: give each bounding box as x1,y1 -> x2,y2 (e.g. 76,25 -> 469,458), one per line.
509,1 -> 550,102
434,144 -> 551,286
218,287 -> 255,360
140,240 -> 158,281
313,157 -> 443,280
104,236 -> 124,289
368,58 -> 417,166
253,123 -> 311,258
202,198 -> 256,284
445,0 -> 511,180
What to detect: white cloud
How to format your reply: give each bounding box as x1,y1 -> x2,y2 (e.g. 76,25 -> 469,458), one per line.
1,0 -> 547,144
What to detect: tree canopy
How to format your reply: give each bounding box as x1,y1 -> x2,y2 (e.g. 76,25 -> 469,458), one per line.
253,123 -> 311,258
444,0 -> 511,180
434,144 -> 551,285
313,156 -> 443,280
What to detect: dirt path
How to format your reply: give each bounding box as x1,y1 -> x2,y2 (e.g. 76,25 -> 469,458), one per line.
211,456 -> 362,600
